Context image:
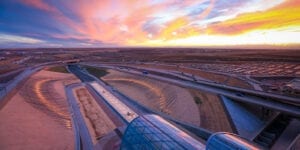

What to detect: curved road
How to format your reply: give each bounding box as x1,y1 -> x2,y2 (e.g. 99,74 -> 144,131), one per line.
84,63 -> 300,117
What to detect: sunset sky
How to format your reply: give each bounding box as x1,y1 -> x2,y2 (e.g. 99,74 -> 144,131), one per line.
0,0 -> 299,48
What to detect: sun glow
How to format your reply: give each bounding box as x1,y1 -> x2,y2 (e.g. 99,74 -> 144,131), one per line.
139,26 -> 300,47
1,0 -> 300,47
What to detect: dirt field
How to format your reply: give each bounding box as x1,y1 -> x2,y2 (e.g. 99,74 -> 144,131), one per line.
74,87 -> 116,143
102,70 -> 233,132
0,70 -> 79,150
102,69 -> 234,133
102,69 -> 201,126
102,70 -> 234,132
189,90 -> 233,132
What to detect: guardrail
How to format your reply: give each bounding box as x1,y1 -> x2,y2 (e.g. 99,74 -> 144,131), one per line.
104,65 -> 300,117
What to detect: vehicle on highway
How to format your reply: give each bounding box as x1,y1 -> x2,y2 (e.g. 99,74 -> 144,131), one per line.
142,71 -> 149,75
236,92 -> 246,97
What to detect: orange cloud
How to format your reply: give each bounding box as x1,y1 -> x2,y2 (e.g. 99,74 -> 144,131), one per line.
154,0 -> 215,41
156,17 -> 202,41
18,0 -> 216,45
64,1 -> 165,44
61,1 -> 219,44
207,0 -> 300,35
18,0 -> 300,46
160,17 -> 189,39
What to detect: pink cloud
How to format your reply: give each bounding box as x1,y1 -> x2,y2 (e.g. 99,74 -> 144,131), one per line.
20,0 -> 57,12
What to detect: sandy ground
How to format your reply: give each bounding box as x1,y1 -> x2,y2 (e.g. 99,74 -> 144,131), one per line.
0,70 -> 79,150
74,87 -> 116,144
190,90 -> 233,132
102,69 -> 201,126
102,69 -> 234,133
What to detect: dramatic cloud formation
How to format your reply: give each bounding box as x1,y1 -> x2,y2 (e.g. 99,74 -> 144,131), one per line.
0,0 -> 299,47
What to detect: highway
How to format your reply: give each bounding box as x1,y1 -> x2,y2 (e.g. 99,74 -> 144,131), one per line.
0,60 -> 78,101
68,64 -> 213,140
65,83 -> 94,150
68,64 -> 139,124
67,65 -> 96,82
0,67 -> 42,101
84,63 -> 300,117
67,64 -> 298,148
118,65 -> 299,105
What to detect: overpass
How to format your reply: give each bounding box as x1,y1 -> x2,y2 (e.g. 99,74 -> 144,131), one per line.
84,63 -> 300,118
67,64 -> 263,150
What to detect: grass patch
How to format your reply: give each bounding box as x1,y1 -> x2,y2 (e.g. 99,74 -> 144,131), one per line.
85,66 -> 108,78
47,66 -> 69,73
193,96 -> 202,105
